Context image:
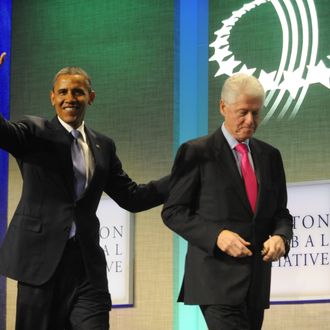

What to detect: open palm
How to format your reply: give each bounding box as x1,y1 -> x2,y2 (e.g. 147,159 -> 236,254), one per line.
0,52 -> 6,65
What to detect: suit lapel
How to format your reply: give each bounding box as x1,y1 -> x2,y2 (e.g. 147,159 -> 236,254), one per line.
249,138 -> 267,216
50,117 -> 75,197
213,128 -> 252,214
83,126 -> 105,196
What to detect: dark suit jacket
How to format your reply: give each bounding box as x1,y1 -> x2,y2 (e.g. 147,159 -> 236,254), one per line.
162,127 -> 292,309
0,115 -> 168,292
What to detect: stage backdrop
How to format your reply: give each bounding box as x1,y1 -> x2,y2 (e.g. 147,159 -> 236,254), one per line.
2,0 -> 330,329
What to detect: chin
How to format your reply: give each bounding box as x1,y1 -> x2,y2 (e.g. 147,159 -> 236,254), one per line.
238,134 -> 253,141
64,116 -> 78,124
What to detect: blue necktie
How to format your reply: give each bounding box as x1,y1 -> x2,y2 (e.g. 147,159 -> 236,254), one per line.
71,130 -> 86,200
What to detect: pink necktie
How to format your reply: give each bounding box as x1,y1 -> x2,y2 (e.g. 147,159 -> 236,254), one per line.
235,143 -> 258,213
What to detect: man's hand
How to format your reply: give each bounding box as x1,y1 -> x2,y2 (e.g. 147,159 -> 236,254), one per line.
261,235 -> 285,262
217,230 -> 253,258
0,52 -> 6,65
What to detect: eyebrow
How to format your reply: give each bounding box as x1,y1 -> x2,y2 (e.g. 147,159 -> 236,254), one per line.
56,87 -> 86,93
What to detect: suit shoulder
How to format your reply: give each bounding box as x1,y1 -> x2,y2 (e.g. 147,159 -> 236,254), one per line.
88,128 -> 114,143
19,116 -> 49,129
175,132 -> 215,163
252,137 -> 280,153
251,138 -> 283,163
182,132 -> 214,152
86,128 -> 116,152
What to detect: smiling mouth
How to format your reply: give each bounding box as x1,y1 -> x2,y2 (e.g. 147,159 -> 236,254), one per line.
63,107 -> 79,111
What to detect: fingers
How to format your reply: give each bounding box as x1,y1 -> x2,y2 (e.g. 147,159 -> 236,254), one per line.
262,236 -> 285,262
217,231 -> 286,261
237,235 -> 251,247
262,250 -> 282,262
217,230 -> 253,258
0,52 -> 6,65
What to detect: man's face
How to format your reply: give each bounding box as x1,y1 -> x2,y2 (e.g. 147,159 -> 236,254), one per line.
220,94 -> 263,142
50,74 -> 95,129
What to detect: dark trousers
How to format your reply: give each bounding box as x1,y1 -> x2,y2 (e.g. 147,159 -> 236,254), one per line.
15,239 -> 111,330
200,303 -> 264,330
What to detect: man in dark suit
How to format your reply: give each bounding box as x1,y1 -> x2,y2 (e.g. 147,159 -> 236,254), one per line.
0,52 -> 168,329
162,73 -> 293,330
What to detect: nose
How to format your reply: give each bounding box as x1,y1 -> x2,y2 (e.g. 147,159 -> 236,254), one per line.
66,91 -> 76,103
245,112 -> 254,125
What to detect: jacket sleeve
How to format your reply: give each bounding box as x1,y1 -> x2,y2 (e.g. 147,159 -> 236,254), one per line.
161,142 -> 226,255
0,114 -> 30,157
270,148 -> 293,253
103,140 -> 169,213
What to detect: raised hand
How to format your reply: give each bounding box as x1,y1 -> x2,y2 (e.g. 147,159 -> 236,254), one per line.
0,52 -> 6,65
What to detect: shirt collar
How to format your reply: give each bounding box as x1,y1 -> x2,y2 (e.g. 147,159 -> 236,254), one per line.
221,123 -> 251,152
57,116 -> 86,142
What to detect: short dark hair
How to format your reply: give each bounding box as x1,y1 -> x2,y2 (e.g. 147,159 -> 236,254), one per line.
52,67 -> 92,92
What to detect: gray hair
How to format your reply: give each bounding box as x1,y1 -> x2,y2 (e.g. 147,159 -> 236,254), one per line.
52,67 -> 92,92
221,73 -> 265,105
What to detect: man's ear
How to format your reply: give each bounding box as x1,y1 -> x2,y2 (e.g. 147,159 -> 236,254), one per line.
219,99 -> 226,116
88,91 -> 96,105
50,90 -> 55,106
